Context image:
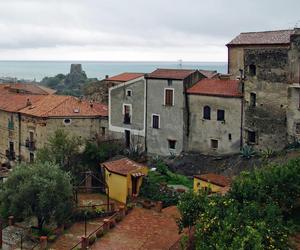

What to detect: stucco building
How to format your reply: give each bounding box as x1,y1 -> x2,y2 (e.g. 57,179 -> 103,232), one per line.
187,78 -> 243,155
0,83 -> 109,164
227,28 -> 300,151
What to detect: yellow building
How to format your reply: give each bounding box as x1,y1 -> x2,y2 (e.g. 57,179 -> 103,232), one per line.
194,173 -> 231,194
101,157 -> 148,204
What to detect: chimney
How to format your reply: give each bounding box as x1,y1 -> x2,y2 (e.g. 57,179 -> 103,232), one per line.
26,98 -> 32,106
105,75 -> 109,79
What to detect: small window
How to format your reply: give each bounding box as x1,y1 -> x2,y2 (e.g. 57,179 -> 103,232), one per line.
203,106 -> 211,120
29,152 -> 34,163
101,127 -> 106,136
248,131 -> 256,144
123,105 -> 131,124
168,140 -> 176,150
211,139 -> 218,149
228,133 -> 232,140
296,123 -> 300,134
126,89 -> 132,97
165,89 -> 174,106
167,79 -> 172,86
250,93 -> 256,107
152,114 -> 160,129
217,110 -> 225,121
64,118 -> 72,125
249,64 -> 256,76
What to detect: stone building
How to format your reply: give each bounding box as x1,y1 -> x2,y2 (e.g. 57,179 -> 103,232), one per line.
227,28 -> 300,151
187,78 -> 243,155
0,83 -> 109,164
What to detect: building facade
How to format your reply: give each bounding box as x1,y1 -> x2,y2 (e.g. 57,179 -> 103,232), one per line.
227,28 -> 300,151
0,84 -> 109,164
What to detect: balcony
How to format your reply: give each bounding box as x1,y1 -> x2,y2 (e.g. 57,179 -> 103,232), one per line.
5,150 -> 16,161
123,114 -> 131,124
25,139 -> 36,151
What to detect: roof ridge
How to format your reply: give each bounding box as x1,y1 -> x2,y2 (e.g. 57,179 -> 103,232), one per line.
240,29 -> 293,34
156,68 -> 196,71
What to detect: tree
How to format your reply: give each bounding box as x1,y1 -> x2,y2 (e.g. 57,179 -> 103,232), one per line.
229,159 -> 300,212
0,162 -> 74,232
37,129 -> 83,176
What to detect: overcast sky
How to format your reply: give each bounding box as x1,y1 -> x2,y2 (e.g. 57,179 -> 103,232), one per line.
0,0 -> 299,61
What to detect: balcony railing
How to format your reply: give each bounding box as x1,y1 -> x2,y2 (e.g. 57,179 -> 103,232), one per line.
123,114 -> 131,124
25,139 -> 36,151
5,150 -> 16,161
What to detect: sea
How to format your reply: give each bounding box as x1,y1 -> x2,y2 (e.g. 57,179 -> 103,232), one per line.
0,61 -> 227,82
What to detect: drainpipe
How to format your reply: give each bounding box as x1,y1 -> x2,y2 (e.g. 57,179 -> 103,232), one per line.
144,76 -> 148,152
239,69 -> 245,150
18,113 -> 21,162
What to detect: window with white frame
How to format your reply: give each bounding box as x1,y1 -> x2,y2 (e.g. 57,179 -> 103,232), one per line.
152,114 -> 160,129
164,88 -> 174,106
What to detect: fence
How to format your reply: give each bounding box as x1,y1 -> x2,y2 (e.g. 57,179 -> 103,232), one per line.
70,206 -> 125,250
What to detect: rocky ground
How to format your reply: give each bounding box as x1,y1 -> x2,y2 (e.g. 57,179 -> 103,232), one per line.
163,149 -> 300,178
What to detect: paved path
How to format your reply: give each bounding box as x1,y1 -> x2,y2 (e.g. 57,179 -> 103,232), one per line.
49,218 -> 104,250
91,206 -> 182,250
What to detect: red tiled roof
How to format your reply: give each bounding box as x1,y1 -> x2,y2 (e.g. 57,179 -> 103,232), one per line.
0,88 -> 44,112
187,79 -> 242,97
102,157 -> 146,176
194,173 -> 231,187
106,73 -> 144,82
20,95 -> 108,118
147,68 -> 196,80
227,29 -> 294,46
1,83 -> 56,95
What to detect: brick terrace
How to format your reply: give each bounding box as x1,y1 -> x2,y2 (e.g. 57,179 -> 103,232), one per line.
92,206 -> 182,250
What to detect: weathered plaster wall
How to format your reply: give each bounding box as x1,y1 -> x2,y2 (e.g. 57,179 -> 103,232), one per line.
188,94 -> 242,155
287,86 -> 300,142
146,79 -> 185,156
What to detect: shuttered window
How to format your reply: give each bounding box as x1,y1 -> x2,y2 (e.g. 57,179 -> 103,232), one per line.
152,115 -> 160,129
165,89 -> 174,106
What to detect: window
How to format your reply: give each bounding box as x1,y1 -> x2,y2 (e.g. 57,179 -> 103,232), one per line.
203,106 -> 211,120
30,152 -> 34,163
249,64 -> 256,76
247,131 -> 256,144
168,139 -> 176,150
165,89 -> 174,106
152,114 -> 160,129
101,127 -> 106,136
250,93 -> 256,107
217,110 -> 225,121
167,79 -> 172,86
126,89 -> 132,97
211,139 -> 218,149
64,118 -> 71,125
228,133 -> 232,140
123,105 -> 131,124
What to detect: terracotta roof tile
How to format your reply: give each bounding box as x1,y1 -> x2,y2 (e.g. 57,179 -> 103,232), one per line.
228,29 -> 294,46
106,73 -> 144,82
187,78 -> 242,97
102,157 -> 146,176
2,83 -> 56,95
147,68 -> 196,80
0,88 -> 44,112
20,95 -> 108,117
194,173 -> 231,187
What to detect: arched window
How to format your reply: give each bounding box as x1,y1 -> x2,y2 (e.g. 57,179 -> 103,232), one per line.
203,106 -> 211,120
249,64 -> 256,76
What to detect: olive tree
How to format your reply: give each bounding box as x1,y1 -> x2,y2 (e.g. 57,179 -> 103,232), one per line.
0,162 -> 74,231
